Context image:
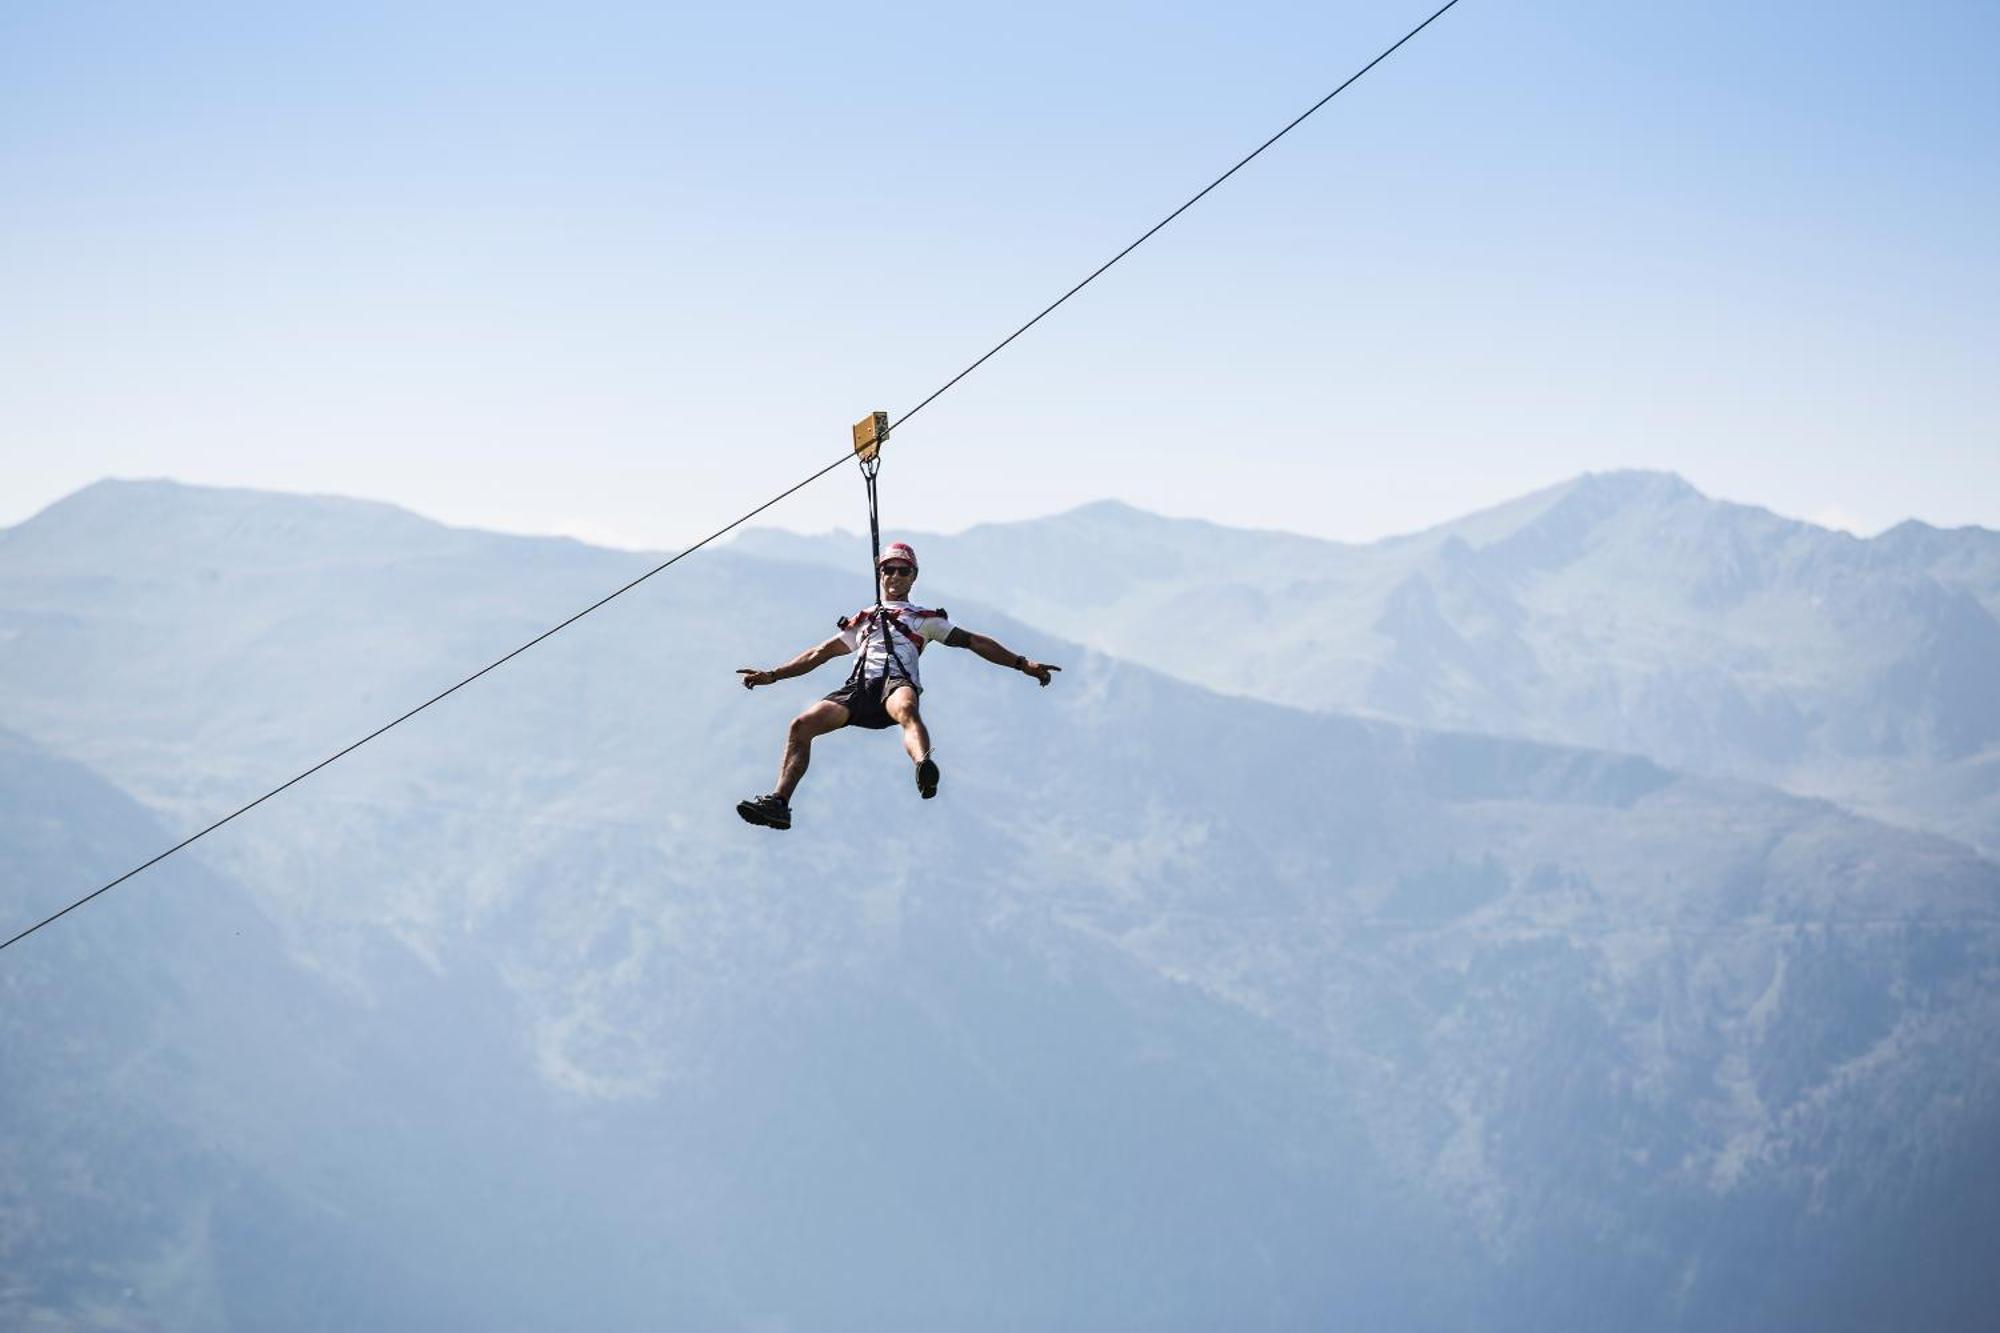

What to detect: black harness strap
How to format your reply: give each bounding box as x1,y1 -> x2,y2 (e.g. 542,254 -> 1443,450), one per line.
846,455 -> 913,694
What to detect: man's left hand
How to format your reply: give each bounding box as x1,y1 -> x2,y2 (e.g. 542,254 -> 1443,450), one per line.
1022,661 -> 1060,688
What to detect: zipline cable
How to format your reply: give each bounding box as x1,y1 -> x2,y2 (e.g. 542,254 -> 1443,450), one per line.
1,0 -> 1467,954
0,453 -> 853,954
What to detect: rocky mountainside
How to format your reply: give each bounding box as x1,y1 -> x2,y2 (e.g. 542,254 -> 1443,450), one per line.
3,479 -> 1998,1330
1873,517 -> 2000,618
735,472 -> 2000,852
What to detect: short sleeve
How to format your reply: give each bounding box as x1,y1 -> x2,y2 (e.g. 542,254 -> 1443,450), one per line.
835,612 -> 866,652
917,608 -> 955,643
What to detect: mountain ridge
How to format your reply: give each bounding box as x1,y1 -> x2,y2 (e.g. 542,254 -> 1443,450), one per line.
6,475 -> 2000,1328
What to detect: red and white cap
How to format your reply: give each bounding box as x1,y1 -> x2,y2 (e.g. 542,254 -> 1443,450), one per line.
878,541 -> 919,572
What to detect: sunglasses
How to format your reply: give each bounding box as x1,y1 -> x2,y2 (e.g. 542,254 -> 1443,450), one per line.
880,564 -> 915,576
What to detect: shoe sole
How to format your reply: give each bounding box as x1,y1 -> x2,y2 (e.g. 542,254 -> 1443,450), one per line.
736,800 -> 791,830
916,758 -> 940,800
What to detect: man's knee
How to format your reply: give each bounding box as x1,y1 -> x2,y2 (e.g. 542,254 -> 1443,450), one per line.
884,687 -> 921,723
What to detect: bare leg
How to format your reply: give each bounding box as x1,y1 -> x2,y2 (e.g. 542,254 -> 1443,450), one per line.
882,684 -> 931,765
777,700 -> 850,802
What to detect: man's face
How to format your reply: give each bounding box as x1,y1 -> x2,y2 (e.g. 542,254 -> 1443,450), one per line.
879,561 -> 916,599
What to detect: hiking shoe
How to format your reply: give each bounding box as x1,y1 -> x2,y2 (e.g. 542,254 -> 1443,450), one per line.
915,757 -> 940,800
736,793 -> 792,830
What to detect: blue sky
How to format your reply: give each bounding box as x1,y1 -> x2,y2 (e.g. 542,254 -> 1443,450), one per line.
3,0 -> 1994,548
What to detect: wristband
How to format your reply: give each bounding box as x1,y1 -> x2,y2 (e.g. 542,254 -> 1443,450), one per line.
1013,655 -> 1028,671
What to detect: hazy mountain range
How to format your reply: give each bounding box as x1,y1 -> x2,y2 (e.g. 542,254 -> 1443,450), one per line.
3,477 -> 1997,1330
737,470 -> 2000,854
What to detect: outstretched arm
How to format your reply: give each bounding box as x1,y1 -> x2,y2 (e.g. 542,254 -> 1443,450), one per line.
945,627 -> 1061,687
739,635 -> 850,689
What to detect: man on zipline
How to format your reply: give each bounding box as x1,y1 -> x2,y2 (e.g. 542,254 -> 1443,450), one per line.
735,541 -> 1059,830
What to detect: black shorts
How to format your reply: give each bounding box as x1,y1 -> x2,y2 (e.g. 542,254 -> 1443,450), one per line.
823,676 -> 917,730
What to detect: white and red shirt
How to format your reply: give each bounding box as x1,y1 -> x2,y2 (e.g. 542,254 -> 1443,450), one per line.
838,600 -> 956,687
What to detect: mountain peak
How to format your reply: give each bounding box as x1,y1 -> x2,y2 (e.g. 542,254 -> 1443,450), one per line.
1540,470 -> 1708,529
1393,470 -> 1706,561
17,476 -> 436,530
1061,498 -> 1154,522
2,477 -> 460,573
1569,469 -> 1700,500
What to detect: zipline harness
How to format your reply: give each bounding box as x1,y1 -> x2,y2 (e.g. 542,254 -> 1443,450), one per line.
841,410 -> 916,696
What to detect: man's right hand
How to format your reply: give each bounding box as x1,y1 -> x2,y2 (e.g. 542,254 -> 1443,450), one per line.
737,668 -> 774,689
1021,660 -> 1060,688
